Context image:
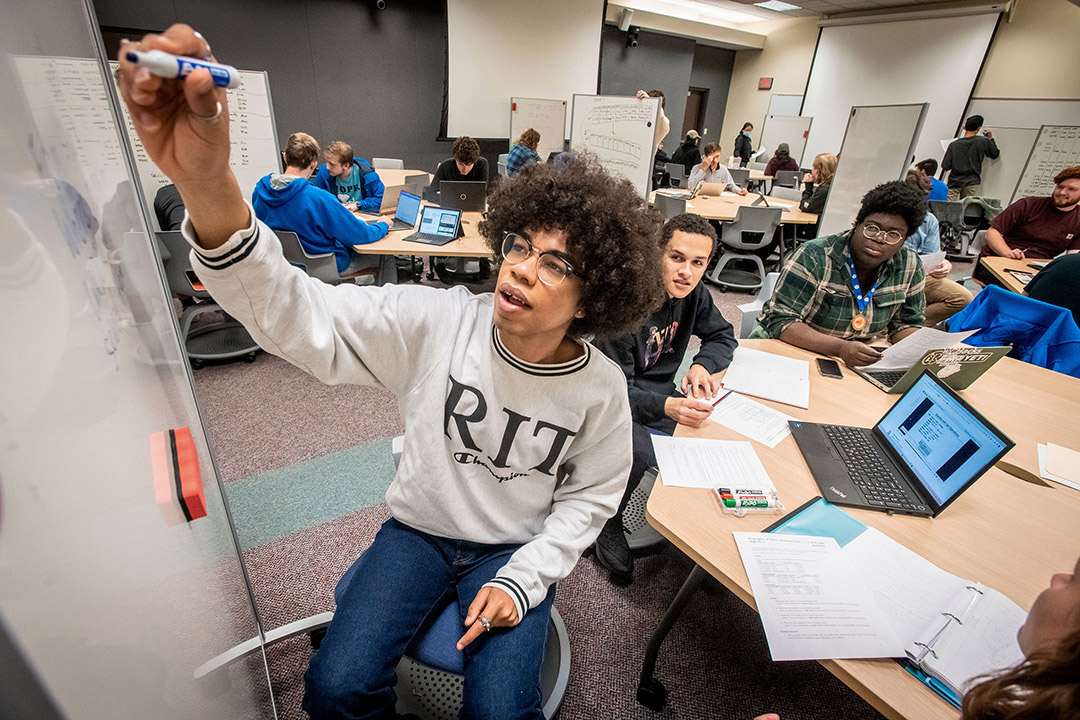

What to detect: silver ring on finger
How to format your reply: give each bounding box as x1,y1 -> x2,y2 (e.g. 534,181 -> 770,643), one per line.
479,615 -> 492,632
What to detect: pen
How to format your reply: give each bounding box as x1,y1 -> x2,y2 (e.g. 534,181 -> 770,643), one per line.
711,389 -> 734,407
124,49 -> 240,89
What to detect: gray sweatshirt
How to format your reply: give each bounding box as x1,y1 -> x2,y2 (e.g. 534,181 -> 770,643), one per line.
182,207 -> 632,619
688,163 -> 741,193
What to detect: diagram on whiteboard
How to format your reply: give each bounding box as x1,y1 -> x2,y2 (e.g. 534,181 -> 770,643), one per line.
571,94 -> 659,198
1012,125 -> 1080,202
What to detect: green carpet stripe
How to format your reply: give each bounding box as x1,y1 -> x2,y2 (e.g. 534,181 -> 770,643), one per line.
223,438 -> 396,549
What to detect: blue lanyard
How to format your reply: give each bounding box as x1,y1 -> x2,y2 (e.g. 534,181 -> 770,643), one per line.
846,257 -> 881,313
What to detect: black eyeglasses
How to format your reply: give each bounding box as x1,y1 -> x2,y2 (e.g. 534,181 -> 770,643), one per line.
501,233 -> 581,287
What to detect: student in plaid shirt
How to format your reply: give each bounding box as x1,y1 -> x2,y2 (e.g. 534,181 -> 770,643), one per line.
751,181 -> 927,367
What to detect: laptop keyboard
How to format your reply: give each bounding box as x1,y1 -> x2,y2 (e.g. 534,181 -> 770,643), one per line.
865,370 -> 907,388
822,425 -> 919,511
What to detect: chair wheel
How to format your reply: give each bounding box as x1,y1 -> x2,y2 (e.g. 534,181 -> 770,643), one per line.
637,678 -> 668,710
244,353 -> 257,363
309,627 -> 328,650
191,358 -> 204,369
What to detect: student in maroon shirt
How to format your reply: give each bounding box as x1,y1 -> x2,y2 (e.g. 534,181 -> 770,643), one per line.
975,166 -> 1080,285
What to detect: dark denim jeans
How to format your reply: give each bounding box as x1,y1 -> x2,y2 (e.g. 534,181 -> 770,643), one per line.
303,517 -> 554,720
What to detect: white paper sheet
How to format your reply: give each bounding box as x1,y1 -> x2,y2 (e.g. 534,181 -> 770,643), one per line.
1045,443 -> 1080,484
920,251 -> 947,270
1038,444 -> 1080,491
862,328 -> 977,371
721,347 -> 810,408
734,533 -> 905,661
709,392 -> 794,448
652,436 -> 773,490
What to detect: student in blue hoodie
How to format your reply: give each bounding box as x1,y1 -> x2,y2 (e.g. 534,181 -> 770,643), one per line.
252,133 -> 396,284
312,140 -> 385,213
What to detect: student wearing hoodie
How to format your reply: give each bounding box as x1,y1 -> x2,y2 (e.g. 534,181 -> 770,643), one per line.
594,213 -> 738,584
252,132 -> 396,284
671,130 -> 702,175
312,140 -> 385,213
764,143 -> 799,177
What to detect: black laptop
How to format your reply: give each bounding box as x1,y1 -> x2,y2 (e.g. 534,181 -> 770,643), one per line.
439,181 -> 486,212
403,206 -> 462,246
789,372 -> 1013,517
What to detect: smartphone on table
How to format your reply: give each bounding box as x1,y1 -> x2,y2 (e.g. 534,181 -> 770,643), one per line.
816,358 -> 843,379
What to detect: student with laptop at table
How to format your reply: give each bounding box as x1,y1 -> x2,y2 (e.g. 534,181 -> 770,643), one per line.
430,136 -> 489,195
751,181 -> 926,366
687,142 -> 747,195
312,140 -> 385,213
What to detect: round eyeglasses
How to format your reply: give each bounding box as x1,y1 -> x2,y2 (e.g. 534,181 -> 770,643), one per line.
861,223 -> 905,245
501,233 -> 581,287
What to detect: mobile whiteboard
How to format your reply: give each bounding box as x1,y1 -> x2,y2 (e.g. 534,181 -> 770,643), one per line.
510,97 -> 566,159
760,115 -> 813,167
974,127 -> 1038,204
818,104 -> 928,238
110,62 -> 280,230
1012,125 -> 1080,203
570,94 -> 660,198
768,94 -> 803,117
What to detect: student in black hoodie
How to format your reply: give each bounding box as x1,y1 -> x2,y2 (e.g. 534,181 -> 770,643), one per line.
594,213 -> 738,584
671,130 -> 703,175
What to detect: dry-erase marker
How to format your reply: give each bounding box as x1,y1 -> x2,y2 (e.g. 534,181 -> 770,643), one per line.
125,49 -> 240,89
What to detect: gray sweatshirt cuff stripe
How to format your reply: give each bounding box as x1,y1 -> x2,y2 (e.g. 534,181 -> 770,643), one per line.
485,577 -> 529,616
193,226 -> 260,270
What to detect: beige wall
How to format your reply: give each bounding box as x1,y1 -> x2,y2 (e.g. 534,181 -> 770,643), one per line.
719,16 -> 819,154
975,0 -> 1080,99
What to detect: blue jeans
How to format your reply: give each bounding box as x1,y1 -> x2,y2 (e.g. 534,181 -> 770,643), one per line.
303,518 -> 554,720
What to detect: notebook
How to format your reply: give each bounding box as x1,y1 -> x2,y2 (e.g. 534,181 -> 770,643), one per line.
855,345 -> 1011,394
403,206 -> 462,246
367,190 -> 422,231
790,371 -> 1014,517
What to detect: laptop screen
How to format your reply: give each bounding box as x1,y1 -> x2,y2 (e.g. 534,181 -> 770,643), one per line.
417,206 -> 461,237
395,191 -> 422,224
876,373 -> 1010,506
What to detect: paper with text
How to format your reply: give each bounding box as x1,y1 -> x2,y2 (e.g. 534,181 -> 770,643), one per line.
721,347 -> 810,408
652,436 -> 772,490
862,328 -> 977,371
734,533 -> 905,661
709,392 -> 794,448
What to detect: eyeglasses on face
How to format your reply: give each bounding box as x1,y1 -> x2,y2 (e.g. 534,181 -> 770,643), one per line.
861,223 -> 905,245
500,232 -> 581,287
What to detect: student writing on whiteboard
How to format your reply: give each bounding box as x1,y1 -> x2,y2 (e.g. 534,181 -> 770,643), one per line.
688,142 -> 747,195
974,166 -> 1080,287
312,141 -> 385,213
431,136 -> 489,194
117,25 -> 669,719
751,181 -> 926,367
506,128 -> 542,176
942,115 -> 999,200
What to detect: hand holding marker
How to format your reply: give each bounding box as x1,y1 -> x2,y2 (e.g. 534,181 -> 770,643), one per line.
124,49 -> 240,89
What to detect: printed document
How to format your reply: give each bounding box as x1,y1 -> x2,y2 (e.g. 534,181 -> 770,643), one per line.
920,251 -> 947,270
721,347 -> 810,408
862,328 -> 976,371
652,436 -> 772,490
734,532 -> 904,661
709,392 -> 793,448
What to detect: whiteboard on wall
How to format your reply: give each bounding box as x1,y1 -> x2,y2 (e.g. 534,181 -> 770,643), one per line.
510,97 -> 567,159
110,62 -> 280,230
1013,125 -> 1080,202
819,104 -> 928,238
970,126 -> 1038,204
801,12 -> 999,169
760,115 -> 813,167
965,99 -> 1080,130
570,94 -> 659,198
768,94 -> 802,117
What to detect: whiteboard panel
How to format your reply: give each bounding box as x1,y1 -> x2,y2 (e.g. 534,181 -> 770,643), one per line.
965,98 -> 1080,130
510,97 -> 567,160
570,94 -> 659,198
3,0 -> 270,712
1013,125 -> 1080,202
760,115 -> 812,167
768,94 -> 803,117
974,126 -> 1038,204
111,63 -> 280,230
448,0 -> 603,138
802,13 -> 998,169
819,104 -> 927,238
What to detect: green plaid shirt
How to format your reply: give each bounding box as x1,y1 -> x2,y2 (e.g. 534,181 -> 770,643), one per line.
751,231 -> 925,340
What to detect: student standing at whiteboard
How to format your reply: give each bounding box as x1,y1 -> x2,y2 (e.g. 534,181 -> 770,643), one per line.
942,115 -> 999,200
118,25 -> 670,720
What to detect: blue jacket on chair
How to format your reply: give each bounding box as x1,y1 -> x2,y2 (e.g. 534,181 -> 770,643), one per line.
946,285 -> 1080,377
312,158 -> 385,213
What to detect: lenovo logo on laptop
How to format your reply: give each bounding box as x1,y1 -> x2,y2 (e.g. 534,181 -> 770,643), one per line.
829,486 -> 847,499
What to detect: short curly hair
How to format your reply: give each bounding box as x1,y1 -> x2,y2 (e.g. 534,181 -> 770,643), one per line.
662,213 -> 718,259
479,153 -> 665,340
452,136 -> 481,165
855,180 -> 928,237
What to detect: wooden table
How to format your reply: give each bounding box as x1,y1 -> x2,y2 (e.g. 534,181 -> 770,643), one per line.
978,255 -> 1043,293
642,339 -> 1080,720
652,190 -> 818,225
372,168 -> 432,188
352,210 -> 493,258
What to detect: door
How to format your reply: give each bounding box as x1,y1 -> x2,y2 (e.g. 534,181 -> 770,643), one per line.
682,87 -> 709,139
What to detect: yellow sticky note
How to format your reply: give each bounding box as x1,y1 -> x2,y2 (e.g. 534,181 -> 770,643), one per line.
1045,444 -> 1080,484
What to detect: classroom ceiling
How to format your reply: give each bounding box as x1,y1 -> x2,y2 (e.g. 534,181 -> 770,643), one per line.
701,0 -> 985,19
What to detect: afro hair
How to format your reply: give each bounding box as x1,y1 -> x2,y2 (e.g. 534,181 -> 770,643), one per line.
855,180 -> 928,237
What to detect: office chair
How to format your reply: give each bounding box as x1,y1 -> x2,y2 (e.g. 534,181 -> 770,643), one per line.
621,469 -> 666,551
772,170 -> 801,189
929,200 -> 966,259
769,185 -> 802,202
749,161 -> 767,172
706,206 -> 783,291
653,193 -> 686,220
736,271 -> 781,338
728,167 -> 750,189
155,231 -> 260,368
372,158 -> 405,170
957,202 -> 992,260
276,230 -> 379,285
665,162 -> 687,188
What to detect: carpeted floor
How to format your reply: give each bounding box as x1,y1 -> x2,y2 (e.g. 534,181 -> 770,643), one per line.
191,256 -> 974,719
